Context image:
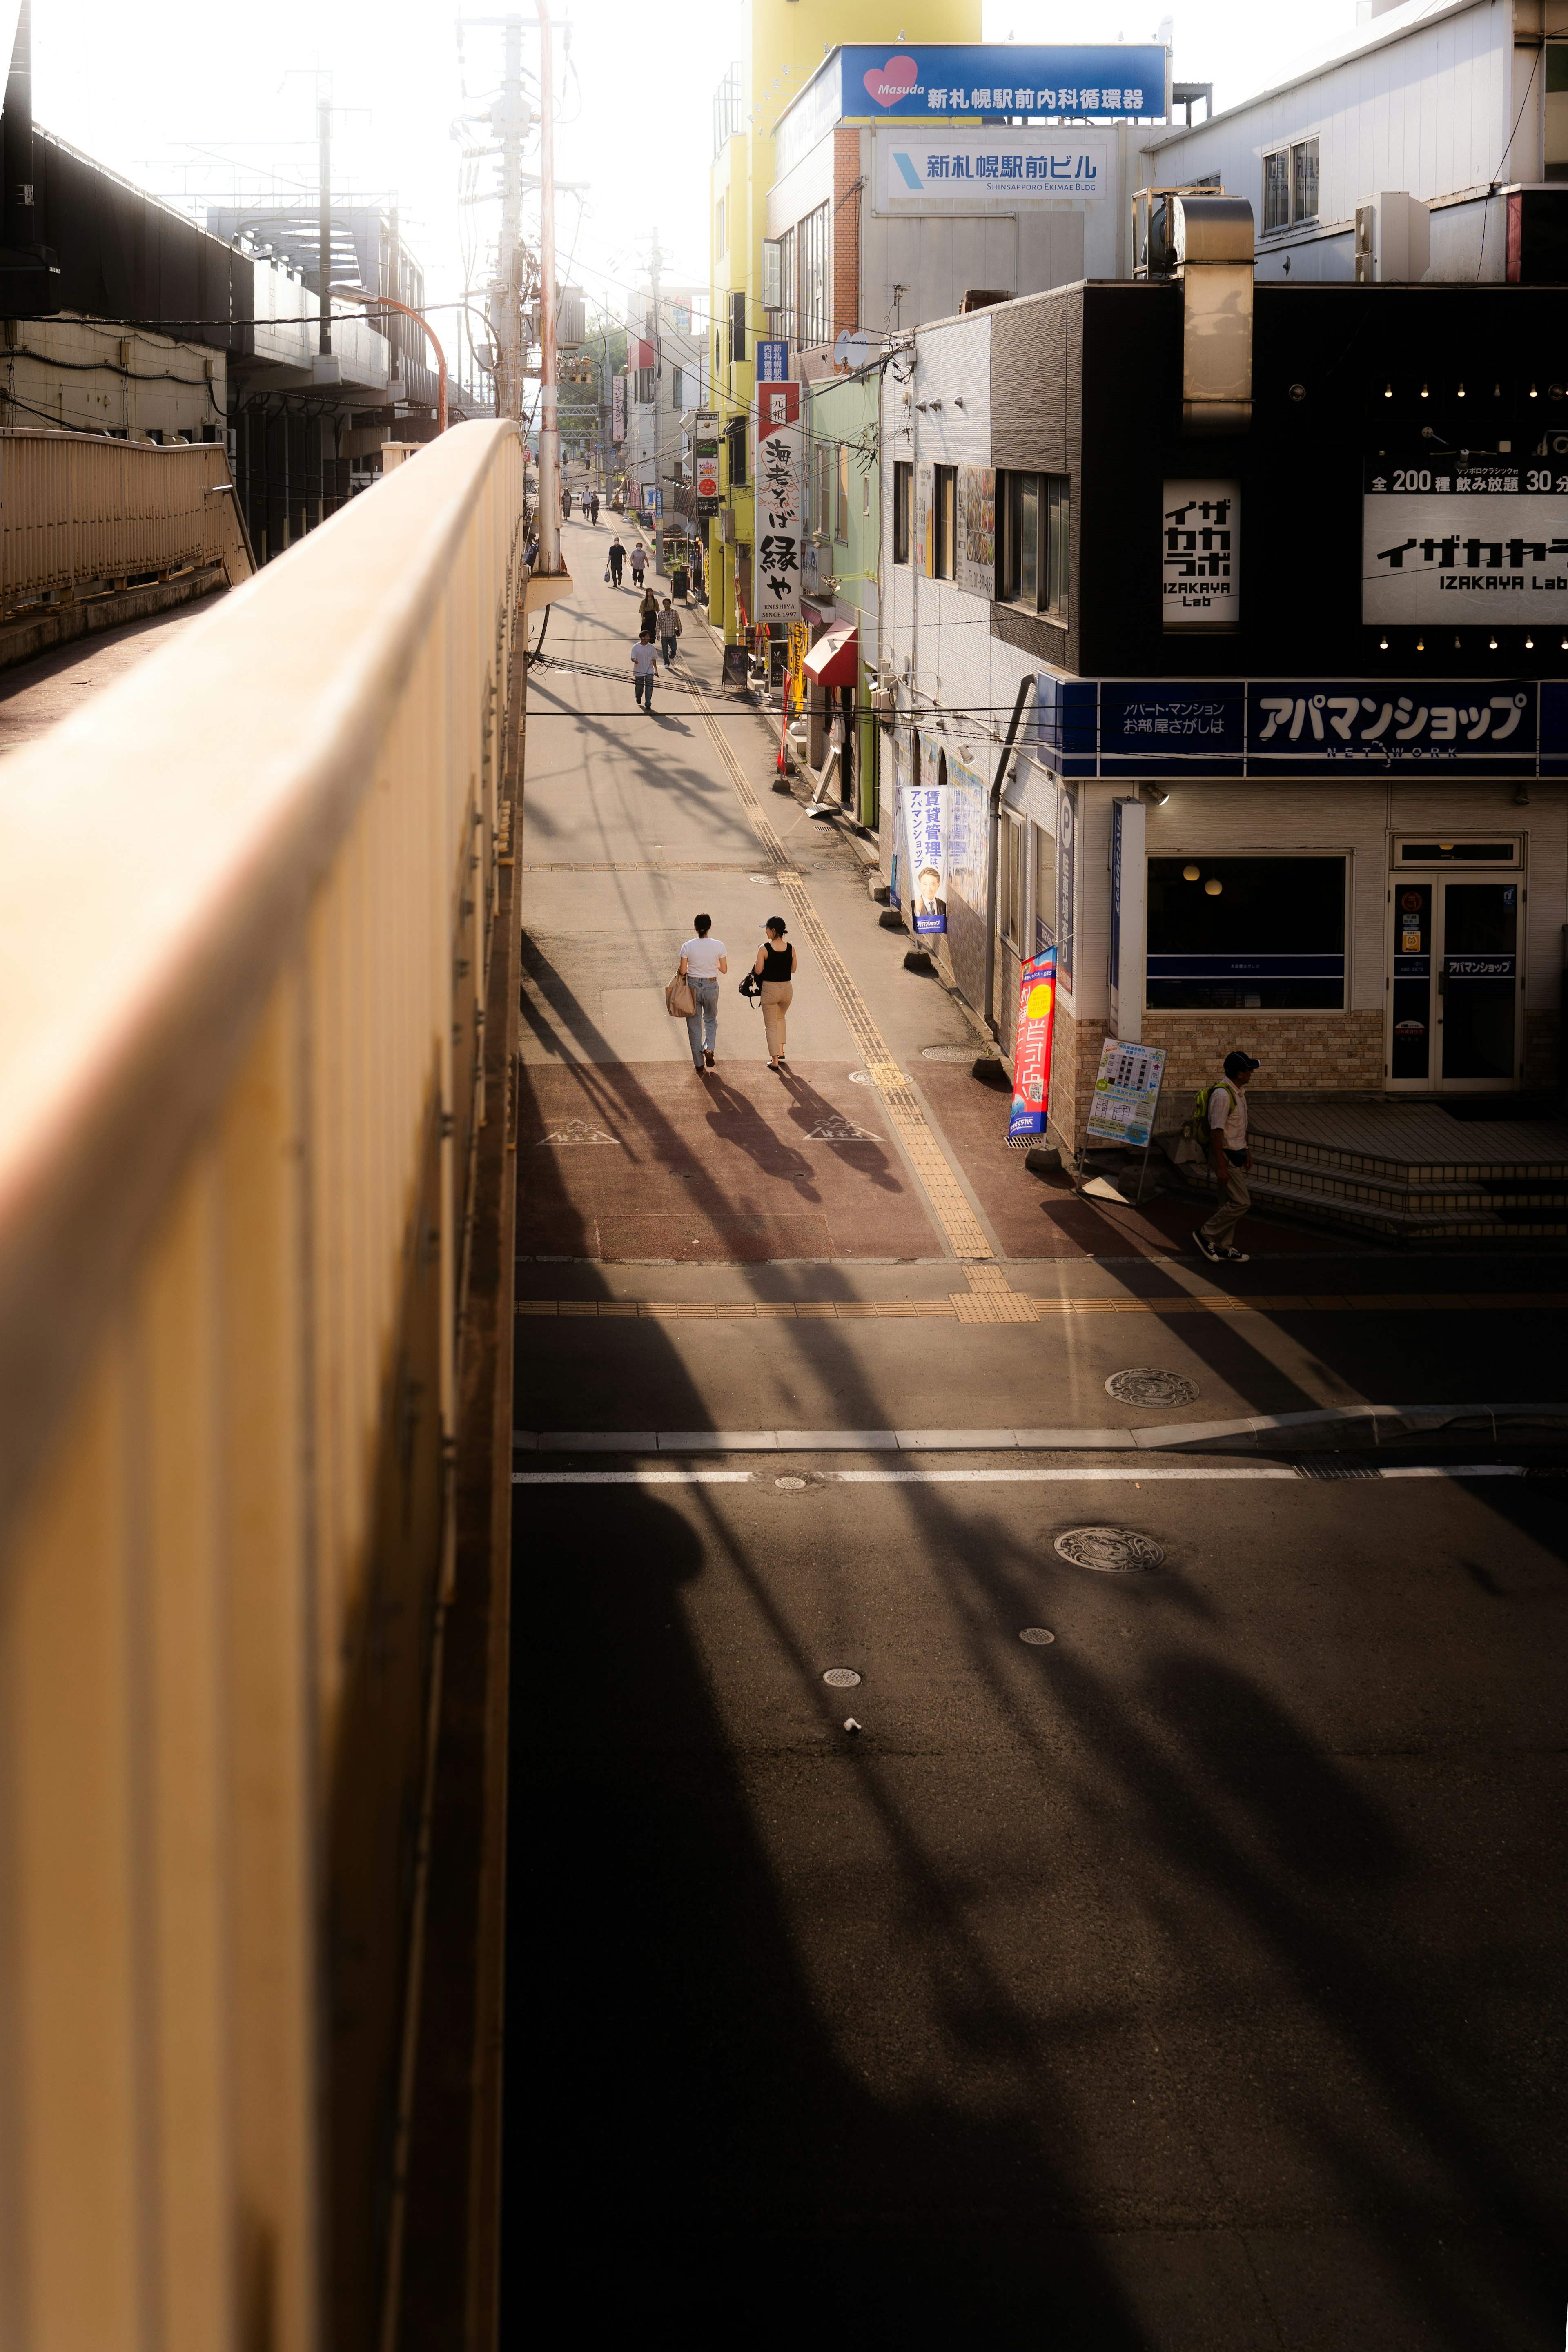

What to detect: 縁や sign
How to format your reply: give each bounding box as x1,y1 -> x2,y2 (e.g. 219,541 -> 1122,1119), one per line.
753,382 -> 802,624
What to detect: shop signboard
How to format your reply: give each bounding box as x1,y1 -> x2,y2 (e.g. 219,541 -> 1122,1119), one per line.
1085,1038 -> 1166,1150
1006,947 -> 1057,1145
842,43 -> 1166,119
1028,679 -> 1544,777
611,373 -> 625,445
1163,479 -> 1239,632
1108,798 -> 1146,1040
1055,786 -> 1077,994
753,381 -> 802,624
878,127 -> 1109,209
694,415 -> 720,499
757,340 -> 790,381
1364,455 -> 1568,625
903,786 -> 948,932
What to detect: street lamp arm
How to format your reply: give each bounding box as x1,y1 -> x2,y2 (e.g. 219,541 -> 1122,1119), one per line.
329,283 -> 449,434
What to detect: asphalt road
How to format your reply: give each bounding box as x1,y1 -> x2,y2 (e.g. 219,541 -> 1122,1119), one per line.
502,521 -> 1568,2345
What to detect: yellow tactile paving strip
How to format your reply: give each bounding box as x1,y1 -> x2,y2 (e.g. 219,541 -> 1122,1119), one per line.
517,1292 -> 1564,1321
678,662 -> 998,1265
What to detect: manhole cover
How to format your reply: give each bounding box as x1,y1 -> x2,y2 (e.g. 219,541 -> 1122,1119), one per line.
1019,1626 -> 1056,1645
1105,1368 -> 1201,1409
775,1476 -> 807,1490
848,1069 -> 868,1083
1054,1527 -> 1166,1574
822,1667 -> 862,1688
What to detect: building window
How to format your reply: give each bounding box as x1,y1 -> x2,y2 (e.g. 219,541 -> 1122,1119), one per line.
893,460 -> 912,563
933,465 -> 957,578
771,223 -> 796,342
1146,856 -> 1346,1011
798,201 -> 830,347
726,415 -> 746,488
998,472 -> 1069,615
835,444 -> 850,542
635,368 -> 654,404
813,439 -> 832,536
1263,136 -> 1319,233
715,195 -> 727,256
1032,823 -> 1056,952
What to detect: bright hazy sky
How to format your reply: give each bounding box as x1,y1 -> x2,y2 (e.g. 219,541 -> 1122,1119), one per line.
38,1 -> 1368,362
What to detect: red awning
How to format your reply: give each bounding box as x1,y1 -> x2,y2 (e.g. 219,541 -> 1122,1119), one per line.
802,623 -> 858,688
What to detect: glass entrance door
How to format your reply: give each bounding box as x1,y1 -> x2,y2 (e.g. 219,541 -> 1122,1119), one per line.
1388,876 -> 1519,1090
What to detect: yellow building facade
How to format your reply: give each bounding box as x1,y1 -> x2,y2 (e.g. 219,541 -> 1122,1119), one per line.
706,0 -> 979,646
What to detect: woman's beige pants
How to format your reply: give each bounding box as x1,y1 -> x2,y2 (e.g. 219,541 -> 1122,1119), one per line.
760,979 -> 792,1058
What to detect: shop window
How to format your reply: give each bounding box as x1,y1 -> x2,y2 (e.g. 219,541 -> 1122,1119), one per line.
998,472 -> 1069,615
892,460 -> 912,563
1263,136 -> 1319,232
933,465 -> 957,579
1000,813 -> 1026,948
835,445 -> 850,542
1146,855 -> 1346,1010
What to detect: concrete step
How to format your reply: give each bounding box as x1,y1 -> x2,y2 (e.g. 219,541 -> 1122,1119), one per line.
1248,1150 -> 1568,1216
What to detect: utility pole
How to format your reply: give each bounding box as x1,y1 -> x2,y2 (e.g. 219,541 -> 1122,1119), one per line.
535,0 -> 561,572
496,13 -> 525,426
317,96 -> 332,357
648,225 -> 664,575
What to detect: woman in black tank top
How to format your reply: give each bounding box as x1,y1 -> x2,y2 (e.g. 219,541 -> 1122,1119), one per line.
751,917 -> 797,1069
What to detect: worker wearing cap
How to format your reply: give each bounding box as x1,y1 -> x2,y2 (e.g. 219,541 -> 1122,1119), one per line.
1194,1051 -> 1260,1264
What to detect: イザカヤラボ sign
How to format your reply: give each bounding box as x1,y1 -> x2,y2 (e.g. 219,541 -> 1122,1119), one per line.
1163,479 -> 1239,631
1364,454 -> 1568,624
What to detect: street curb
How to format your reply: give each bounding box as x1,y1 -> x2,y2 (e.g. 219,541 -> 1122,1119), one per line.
511,1405 -> 1568,1455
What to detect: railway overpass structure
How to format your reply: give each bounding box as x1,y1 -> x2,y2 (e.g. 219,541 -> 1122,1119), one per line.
0,419 -> 540,2351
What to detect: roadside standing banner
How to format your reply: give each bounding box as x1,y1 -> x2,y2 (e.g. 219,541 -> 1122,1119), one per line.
902,786 -> 948,933
753,381 -> 802,623
1007,947 -> 1057,1144
1085,1036 -> 1167,1201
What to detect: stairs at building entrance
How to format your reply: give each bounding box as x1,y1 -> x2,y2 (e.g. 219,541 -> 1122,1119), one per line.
1225,1099 -> 1568,1243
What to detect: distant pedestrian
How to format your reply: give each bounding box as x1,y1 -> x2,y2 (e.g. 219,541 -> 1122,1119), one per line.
562,486 -> 573,518
1193,1051 -> 1260,1265
751,916 -> 797,1071
590,492 -> 600,523
608,535 -> 625,586
658,596 -> 682,667
630,542 -> 647,588
679,914 -> 728,1074
630,633 -> 658,713
639,585 -> 660,637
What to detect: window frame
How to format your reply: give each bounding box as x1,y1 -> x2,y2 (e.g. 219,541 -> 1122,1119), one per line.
715,195 -> 727,257
1145,853 -> 1349,1013
998,470 -> 1070,619
933,464 -> 957,580
835,444 -> 850,543
892,460 -> 912,564
1262,135 -> 1320,233
798,201 -> 830,347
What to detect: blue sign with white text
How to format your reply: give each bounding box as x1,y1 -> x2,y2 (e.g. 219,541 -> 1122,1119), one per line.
1101,681 -> 1244,774
756,341 -> 790,381
840,44 -> 1167,119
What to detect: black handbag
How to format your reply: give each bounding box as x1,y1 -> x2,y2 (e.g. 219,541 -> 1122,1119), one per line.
738,970 -> 762,1001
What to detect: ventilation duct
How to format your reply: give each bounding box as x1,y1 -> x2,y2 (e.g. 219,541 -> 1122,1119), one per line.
1171,194 -> 1254,436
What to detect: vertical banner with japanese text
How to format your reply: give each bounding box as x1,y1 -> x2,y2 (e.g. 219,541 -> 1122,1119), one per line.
902,784 -> 948,932
1007,948 -> 1057,1145
612,372 -> 625,445
753,380 -> 802,624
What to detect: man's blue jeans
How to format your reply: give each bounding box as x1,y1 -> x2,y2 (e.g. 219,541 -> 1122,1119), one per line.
634,671 -> 655,711
685,978 -> 719,1067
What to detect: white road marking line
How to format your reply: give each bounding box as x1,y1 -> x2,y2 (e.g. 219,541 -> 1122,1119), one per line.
512,1464 -> 1529,1487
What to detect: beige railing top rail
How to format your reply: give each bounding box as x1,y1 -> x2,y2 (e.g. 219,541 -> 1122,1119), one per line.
0,426 -> 254,603
0,417 -> 516,1550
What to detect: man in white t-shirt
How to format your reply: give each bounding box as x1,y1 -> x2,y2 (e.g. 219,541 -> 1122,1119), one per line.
1194,1050 -> 1260,1263
631,635 -> 658,713
678,915 -> 728,1072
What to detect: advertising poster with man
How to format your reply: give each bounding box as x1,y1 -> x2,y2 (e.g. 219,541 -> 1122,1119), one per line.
902,786 -> 948,933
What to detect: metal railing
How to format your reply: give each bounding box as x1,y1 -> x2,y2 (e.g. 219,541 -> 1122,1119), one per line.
0,419 -> 526,2350
0,428 -> 255,608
